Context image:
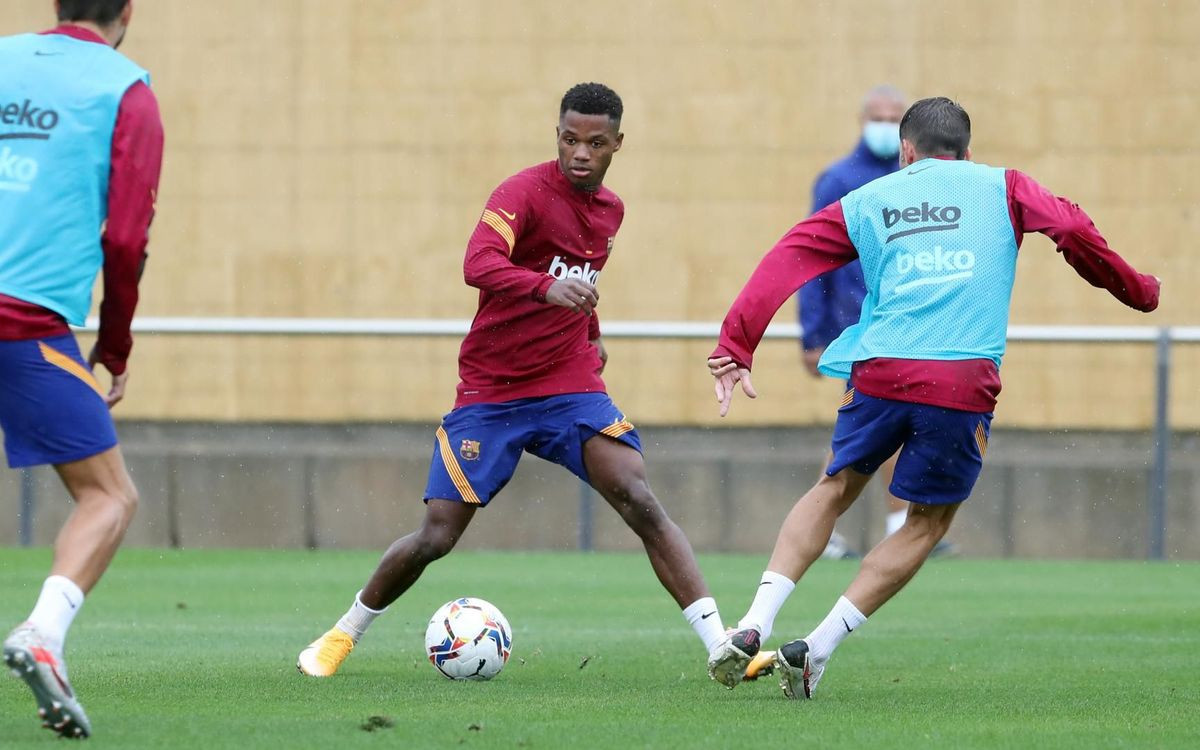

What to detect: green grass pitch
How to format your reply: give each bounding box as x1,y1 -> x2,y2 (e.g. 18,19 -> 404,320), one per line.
1,548 -> 1196,749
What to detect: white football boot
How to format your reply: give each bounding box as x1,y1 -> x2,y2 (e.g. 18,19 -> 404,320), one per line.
775,638 -> 825,699
4,623 -> 91,738
707,628 -> 761,689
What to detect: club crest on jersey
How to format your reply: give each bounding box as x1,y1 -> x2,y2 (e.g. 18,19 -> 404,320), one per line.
459,439 -> 481,461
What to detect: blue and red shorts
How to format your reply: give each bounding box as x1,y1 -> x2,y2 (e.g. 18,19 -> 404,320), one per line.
424,393 -> 641,507
827,388 -> 991,506
0,335 -> 117,468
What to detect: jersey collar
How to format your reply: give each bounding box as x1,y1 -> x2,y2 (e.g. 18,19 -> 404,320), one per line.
40,25 -> 108,46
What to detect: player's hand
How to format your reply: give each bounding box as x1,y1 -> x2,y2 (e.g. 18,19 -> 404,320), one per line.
103,371 -> 129,409
707,356 -> 757,418
802,347 -> 824,378
545,278 -> 599,316
87,346 -> 128,409
591,337 -> 608,375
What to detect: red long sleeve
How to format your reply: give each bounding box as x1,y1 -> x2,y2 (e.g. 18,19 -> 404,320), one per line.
1006,170 -> 1158,312
455,161 -> 619,407
711,165 -> 1160,415
713,202 -> 858,369
463,180 -> 555,301
95,80 -> 164,376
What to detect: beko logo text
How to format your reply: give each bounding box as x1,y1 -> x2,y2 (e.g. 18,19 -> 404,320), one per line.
882,202 -> 961,228
892,245 -> 975,293
549,256 -> 600,284
0,100 -> 60,134
896,247 -> 975,274
0,147 -> 38,190
882,202 -> 961,242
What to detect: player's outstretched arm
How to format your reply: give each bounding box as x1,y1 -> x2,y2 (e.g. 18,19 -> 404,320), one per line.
1007,170 -> 1160,312
708,203 -> 858,398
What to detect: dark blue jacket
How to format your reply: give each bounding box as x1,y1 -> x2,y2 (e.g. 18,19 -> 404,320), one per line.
798,139 -> 900,350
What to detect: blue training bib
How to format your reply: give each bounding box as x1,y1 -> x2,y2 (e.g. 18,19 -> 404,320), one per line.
0,33 -> 149,325
818,159 -> 1019,379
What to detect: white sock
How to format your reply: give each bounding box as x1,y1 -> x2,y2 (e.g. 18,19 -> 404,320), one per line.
805,596 -> 867,664
26,575 -> 85,655
737,570 -> 795,642
682,597 -> 726,656
335,592 -> 385,642
886,509 -> 907,537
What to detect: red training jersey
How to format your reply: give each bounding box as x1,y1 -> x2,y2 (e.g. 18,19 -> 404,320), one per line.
0,25 -> 164,377
712,166 -> 1160,412
455,161 -> 622,408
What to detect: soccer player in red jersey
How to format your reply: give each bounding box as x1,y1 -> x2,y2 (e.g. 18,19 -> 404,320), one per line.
298,83 -> 730,678
1,0 -> 163,739
704,98 -> 1160,697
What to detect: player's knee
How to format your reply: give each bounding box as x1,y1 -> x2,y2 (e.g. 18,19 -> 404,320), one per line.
902,511 -> 951,544
616,481 -> 670,532
122,483 -> 139,520
103,482 -> 138,525
416,525 -> 461,561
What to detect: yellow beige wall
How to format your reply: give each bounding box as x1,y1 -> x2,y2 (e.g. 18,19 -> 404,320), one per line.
4,1 -> 1197,428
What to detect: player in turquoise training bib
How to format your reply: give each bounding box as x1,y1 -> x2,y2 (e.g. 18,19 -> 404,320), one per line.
705,97 -> 1160,698
1,1 -> 163,739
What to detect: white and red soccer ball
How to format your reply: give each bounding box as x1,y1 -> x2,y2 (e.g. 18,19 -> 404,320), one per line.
424,597 -> 512,680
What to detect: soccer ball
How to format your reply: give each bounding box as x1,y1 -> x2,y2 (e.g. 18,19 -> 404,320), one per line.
424,597 -> 512,680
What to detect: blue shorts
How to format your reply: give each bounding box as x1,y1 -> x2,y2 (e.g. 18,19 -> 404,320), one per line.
827,388 -> 991,506
424,393 -> 641,507
0,335 -> 118,468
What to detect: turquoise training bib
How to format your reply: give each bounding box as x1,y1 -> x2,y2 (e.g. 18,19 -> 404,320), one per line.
0,32 -> 149,325
819,158 -> 1019,379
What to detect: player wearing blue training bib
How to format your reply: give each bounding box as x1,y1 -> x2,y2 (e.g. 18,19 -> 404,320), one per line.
705,97 -> 1160,697
1,1 -> 163,740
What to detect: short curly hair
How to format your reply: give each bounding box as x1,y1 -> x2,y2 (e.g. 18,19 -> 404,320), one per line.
560,83 -> 623,126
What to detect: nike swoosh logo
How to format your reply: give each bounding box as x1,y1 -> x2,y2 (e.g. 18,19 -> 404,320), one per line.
700,611 -> 717,620
841,617 -> 854,633
759,581 -> 772,586
498,208 -> 516,221
61,591 -> 78,610
907,165 -> 935,175
34,51 -> 63,56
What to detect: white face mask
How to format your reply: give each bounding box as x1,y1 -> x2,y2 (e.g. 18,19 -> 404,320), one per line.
862,120 -> 901,159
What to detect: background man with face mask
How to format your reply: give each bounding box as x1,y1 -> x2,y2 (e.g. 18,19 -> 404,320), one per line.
796,85 -> 953,559
799,85 -> 905,380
